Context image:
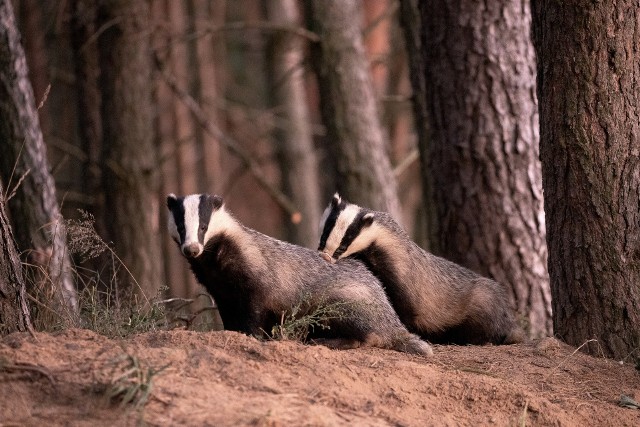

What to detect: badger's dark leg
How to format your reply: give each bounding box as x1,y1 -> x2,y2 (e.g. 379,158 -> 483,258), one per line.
309,299 -> 433,355
244,306 -> 280,339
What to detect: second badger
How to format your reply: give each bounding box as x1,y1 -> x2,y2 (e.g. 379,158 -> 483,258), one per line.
318,194 -> 524,345
166,193 -> 432,355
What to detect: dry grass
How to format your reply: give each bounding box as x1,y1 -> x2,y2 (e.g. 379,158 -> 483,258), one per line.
270,296 -> 353,342
100,352 -> 169,409
23,210 -> 168,338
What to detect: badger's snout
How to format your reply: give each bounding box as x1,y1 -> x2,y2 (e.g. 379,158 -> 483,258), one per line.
319,251 -> 336,264
182,243 -> 203,258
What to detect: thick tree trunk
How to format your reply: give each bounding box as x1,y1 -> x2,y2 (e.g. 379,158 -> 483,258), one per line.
409,0 -> 551,337
306,0 -> 401,220
0,0 -> 77,311
267,0 -> 321,247
97,0 -> 162,299
532,0 -> 640,358
0,180 -> 32,335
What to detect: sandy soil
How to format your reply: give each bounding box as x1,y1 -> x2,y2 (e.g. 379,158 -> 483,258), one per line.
1,328 -> 639,426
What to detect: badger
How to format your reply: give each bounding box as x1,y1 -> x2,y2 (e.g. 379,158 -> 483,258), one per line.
317,194 -> 524,345
166,193 -> 432,356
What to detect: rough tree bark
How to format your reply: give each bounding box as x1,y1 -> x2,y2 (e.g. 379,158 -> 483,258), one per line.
532,0 -> 640,358
267,0 -> 321,247
97,0 -> 162,299
0,0 -> 77,311
405,0 -> 551,337
305,0 -> 401,220
0,179 -> 32,334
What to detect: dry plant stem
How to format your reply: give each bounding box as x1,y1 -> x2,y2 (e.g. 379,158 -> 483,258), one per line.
1,361 -> 55,384
155,57 -> 301,222
3,140 -> 26,202
519,401 -> 529,427
176,306 -> 217,329
543,338 -> 599,381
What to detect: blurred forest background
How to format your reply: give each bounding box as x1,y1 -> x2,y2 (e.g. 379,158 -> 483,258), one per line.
1,0 -> 551,337
4,0 -> 433,330
3,0 -> 639,360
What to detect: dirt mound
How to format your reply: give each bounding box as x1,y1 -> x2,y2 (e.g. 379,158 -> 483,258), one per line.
1,329 -> 639,426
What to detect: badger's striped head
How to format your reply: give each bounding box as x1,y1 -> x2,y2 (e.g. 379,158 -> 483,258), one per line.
166,193 -> 228,258
318,193 -> 376,263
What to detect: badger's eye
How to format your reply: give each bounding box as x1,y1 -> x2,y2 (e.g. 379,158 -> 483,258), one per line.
200,225 -> 207,232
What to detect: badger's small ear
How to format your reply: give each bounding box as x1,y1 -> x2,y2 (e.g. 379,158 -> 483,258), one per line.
166,193 -> 178,209
331,193 -> 342,207
362,212 -> 375,227
212,195 -> 224,210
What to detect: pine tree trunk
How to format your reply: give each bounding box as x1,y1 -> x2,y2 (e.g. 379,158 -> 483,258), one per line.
398,0 -> 434,249
267,0 -> 321,247
0,180 -> 32,334
407,0 -> 551,337
70,0 -> 107,239
532,0 -> 640,358
152,0 -> 189,301
189,0 -> 223,192
18,0 -> 50,135
97,0 -> 161,299
0,0 -> 77,311
306,0 -> 401,220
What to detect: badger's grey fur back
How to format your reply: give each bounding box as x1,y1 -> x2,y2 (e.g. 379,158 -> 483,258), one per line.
166,193 -> 432,356
318,194 -> 524,345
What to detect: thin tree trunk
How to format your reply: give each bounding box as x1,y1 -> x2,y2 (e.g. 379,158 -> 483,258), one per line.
398,0 -> 434,249
532,0 -> 640,358
70,0 -> 106,240
306,0 -> 401,220
267,0 -> 321,247
168,0 -> 202,299
0,0 -> 77,311
152,0 -> 187,301
97,0 -> 162,299
408,0 -> 551,337
19,0 -> 50,135
0,179 -> 32,335
363,0 -> 391,97
188,0 -> 222,192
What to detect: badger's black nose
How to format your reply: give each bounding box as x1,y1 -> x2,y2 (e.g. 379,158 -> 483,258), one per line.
182,243 -> 202,258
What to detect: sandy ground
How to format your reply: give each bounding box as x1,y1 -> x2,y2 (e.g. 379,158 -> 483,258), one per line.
1,328 -> 639,426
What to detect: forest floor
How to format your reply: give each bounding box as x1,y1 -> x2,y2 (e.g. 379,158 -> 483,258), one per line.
1,328 -> 639,426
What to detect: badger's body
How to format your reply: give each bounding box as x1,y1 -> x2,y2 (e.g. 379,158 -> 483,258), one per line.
166,193 -> 432,355
318,194 -> 523,345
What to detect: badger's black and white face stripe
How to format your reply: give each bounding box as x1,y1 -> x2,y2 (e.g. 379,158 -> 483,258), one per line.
166,193 -> 226,258
318,194 -> 376,262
